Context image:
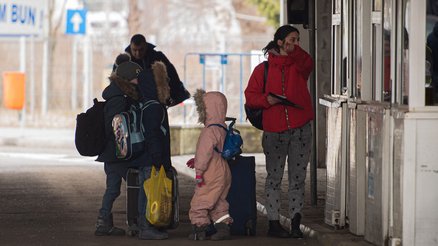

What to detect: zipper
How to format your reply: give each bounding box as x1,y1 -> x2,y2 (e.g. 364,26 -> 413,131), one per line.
281,66 -> 291,129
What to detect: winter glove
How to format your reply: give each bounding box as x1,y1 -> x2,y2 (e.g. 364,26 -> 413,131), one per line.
195,174 -> 205,187
186,158 -> 195,169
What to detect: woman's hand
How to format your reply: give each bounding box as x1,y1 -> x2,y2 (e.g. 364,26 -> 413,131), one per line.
267,95 -> 282,105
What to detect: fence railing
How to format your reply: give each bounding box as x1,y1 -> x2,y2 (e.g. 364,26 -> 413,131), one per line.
182,52 -> 265,124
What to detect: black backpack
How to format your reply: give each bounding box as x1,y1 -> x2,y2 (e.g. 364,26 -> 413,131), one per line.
244,61 -> 268,130
75,98 -> 106,156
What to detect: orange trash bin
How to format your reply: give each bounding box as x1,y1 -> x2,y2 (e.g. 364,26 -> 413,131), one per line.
3,72 -> 26,110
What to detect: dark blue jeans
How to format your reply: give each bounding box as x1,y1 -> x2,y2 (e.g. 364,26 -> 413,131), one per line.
98,162 -> 129,218
138,166 -> 153,228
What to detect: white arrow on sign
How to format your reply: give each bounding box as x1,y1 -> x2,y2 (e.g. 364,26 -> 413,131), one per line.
71,12 -> 83,32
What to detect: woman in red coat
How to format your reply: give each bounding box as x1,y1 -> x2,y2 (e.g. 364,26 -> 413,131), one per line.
245,25 -> 314,239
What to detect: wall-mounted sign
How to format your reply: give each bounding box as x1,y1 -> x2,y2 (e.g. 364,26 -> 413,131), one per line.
0,0 -> 45,37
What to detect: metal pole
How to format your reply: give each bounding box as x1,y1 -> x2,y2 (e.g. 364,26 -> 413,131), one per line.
71,37 -> 77,110
82,37 -> 90,111
280,0 -> 285,26
41,1 -> 49,115
89,39 -> 94,100
220,62 -> 224,92
202,62 -> 206,90
183,53 -> 188,124
41,37 -> 49,115
30,35 -> 35,116
309,0 -> 318,206
239,55 -> 244,122
19,36 -> 26,127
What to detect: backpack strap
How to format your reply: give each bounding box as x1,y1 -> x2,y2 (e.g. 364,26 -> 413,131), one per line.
208,123 -> 227,131
138,100 -> 167,136
207,123 -> 228,153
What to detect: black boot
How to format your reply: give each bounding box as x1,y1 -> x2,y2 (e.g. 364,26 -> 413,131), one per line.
267,220 -> 290,238
94,213 -> 125,236
188,225 -> 208,240
138,217 -> 168,240
211,223 -> 231,241
290,213 -> 304,238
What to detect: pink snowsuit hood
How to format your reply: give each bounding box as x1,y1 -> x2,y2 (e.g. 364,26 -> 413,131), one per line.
194,89 -> 227,126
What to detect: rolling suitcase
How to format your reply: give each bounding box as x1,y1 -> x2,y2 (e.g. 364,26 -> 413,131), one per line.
125,167 -> 179,236
226,155 -> 257,235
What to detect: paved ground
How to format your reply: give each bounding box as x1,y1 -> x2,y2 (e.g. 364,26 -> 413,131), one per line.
0,128 -> 374,246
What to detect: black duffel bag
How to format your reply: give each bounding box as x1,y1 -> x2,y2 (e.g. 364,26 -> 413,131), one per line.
244,105 -> 263,130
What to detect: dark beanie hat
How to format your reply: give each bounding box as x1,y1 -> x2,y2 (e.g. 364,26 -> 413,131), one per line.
115,61 -> 143,81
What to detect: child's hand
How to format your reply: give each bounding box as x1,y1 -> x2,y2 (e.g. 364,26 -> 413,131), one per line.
195,174 -> 205,187
186,158 -> 195,169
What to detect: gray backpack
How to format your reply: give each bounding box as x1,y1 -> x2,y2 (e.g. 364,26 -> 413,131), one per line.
112,100 -> 166,160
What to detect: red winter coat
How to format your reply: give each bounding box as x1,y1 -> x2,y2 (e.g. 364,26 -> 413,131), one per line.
245,45 -> 314,132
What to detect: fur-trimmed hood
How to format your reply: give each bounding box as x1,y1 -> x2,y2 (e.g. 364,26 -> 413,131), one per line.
105,73 -> 140,101
194,89 -> 227,125
137,61 -> 170,104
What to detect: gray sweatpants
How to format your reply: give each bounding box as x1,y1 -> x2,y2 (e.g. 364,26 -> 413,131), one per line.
262,122 -> 312,221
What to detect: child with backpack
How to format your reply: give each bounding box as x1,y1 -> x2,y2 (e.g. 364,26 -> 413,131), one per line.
128,61 -> 173,240
186,89 -> 233,241
94,54 -> 142,236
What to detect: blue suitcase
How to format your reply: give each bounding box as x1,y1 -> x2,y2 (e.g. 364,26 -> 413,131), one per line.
226,155 -> 257,235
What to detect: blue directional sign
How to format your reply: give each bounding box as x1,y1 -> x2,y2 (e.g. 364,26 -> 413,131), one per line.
199,54 -> 205,64
65,9 -> 87,35
220,55 -> 228,65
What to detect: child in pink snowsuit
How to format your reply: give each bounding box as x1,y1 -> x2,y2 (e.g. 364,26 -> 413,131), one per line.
187,89 -> 233,241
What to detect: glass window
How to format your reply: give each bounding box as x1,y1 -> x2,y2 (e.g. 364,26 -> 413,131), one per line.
374,0 -> 383,11
426,0 -> 438,105
334,0 -> 341,14
372,11 -> 383,101
383,0 -> 392,102
332,0 -> 343,95
401,0 -> 409,105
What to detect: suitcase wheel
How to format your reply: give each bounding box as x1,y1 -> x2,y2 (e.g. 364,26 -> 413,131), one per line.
245,220 -> 256,236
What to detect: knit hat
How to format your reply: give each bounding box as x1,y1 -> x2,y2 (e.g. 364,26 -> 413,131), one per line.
115,61 -> 143,81
114,53 -> 131,67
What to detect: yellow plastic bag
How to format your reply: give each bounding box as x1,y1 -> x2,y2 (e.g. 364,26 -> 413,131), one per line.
143,165 -> 173,227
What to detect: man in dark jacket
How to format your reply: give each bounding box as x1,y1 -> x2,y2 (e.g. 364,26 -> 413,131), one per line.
123,34 -> 190,107
95,59 -> 143,236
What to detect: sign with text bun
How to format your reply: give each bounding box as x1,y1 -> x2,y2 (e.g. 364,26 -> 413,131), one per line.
0,0 -> 45,37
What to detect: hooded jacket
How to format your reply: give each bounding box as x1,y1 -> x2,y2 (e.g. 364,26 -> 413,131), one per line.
96,75 -> 139,163
124,43 -> 190,106
130,61 -> 172,169
193,90 -> 229,177
245,45 -> 314,132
